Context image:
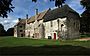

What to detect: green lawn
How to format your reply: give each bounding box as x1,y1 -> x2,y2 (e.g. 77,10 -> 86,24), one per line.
0,36 -> 90,48
0,36 -> 90,55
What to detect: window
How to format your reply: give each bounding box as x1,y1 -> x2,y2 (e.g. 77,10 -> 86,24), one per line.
74,22 -> 75,25
61,24 -> 64,27
51,21 -> 53,27
21,34 -> 23,37
57,19 -> 59,23
20,30 -> 23,32
38,24 -> 40,27
20,26 -> 22,28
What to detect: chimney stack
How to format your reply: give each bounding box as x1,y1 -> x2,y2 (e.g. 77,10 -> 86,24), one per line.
18,18 -> 21,21
35,9 -> 38,15
49,8 -> 51,10
26,14 -> 28,19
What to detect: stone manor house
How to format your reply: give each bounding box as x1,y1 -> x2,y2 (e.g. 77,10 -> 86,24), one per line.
14,5 -> 80,40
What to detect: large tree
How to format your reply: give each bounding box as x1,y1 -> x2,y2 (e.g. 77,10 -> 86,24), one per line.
0,0 -> 14,18
80,0 -> 90,33
6,28 -> 14,36
0,23 -> 6,36
81,0 -> 90,10
32,0 -> 66,7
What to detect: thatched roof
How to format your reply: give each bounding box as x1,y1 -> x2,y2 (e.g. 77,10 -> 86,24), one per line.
43,5 -> 79,22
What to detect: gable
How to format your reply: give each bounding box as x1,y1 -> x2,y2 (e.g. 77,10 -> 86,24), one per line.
14,19 -> 26,27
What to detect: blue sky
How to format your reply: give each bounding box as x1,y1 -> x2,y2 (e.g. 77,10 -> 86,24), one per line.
0,0 -> 85,30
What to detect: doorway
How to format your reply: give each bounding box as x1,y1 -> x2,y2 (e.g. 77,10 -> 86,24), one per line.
21,34 -> 23,37
54,33 -> 56,40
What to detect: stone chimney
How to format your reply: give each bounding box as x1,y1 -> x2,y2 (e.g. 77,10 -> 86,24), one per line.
26,14 -> 28,19
35,9 -> 38,15
49,8 -> 51,10
35,9 -> 38,21
18,18 -> 21,21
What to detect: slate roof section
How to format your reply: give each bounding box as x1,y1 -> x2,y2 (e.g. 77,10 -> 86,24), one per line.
43,5 -> 79,22
27,16 -> 35,23
14,19 -> 26,27
14,5 -> 79,26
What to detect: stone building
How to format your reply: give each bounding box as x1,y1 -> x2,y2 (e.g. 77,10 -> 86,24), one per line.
43,5 -> 80,39
14,5 -> 80,40
14,18 -> 26,37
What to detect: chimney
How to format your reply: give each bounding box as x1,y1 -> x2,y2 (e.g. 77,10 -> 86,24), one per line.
26,14 -> 28,19
18,18 -> 21,21
35,9 -> 38,15
49,8 -> 51,10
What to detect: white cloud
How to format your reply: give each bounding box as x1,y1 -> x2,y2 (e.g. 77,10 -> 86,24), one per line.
0,15 -> 18,30
3,20 -> 9,23
12,19 -> 19,23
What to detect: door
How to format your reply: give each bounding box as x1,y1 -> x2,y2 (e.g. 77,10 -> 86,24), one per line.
54,33 -> 56,40
21,34 -> 23,37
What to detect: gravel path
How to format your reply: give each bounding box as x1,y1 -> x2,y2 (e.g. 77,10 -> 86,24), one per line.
76,38 -> 90,41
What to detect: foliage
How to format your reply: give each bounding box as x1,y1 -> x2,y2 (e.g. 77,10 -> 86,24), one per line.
80,0 -> 90,10
0,23 -> 6,36
80,0 -> 90,33
0,0 -> 14,18
6,28 -> 14,36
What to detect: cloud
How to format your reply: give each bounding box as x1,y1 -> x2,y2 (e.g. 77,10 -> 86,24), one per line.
0,15 -> 19,30
0,0 -> 35,30
12,19 -> 19,23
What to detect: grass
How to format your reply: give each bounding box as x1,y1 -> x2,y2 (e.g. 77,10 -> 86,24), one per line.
0,36 -> 90,55
0,36 -> 90,48
0,37 -> 60,47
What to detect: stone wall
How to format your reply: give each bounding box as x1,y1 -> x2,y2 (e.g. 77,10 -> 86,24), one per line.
66,12 -> 80,39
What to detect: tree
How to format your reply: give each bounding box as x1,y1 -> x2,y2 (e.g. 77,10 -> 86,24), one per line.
55,0 -> 66,7
80,0 -> 90,10
32,0 -> 66,7
80,0 -> 90,33
0,23 -> 6,36
0,0 -> 14,18
6,28 -> 14,36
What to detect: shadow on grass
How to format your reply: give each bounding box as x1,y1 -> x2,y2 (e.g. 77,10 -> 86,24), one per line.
0,45 -> 90,55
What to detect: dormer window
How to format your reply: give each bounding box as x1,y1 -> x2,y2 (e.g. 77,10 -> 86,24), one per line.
61,24 -> 64,27
51,21 -> 53,27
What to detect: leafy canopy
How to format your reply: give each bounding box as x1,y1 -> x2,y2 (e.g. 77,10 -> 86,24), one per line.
80,0 -> 90,10
0,0 -> 14,18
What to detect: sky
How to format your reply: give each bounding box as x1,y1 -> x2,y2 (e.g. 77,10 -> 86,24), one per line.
0,0 -> 85,30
